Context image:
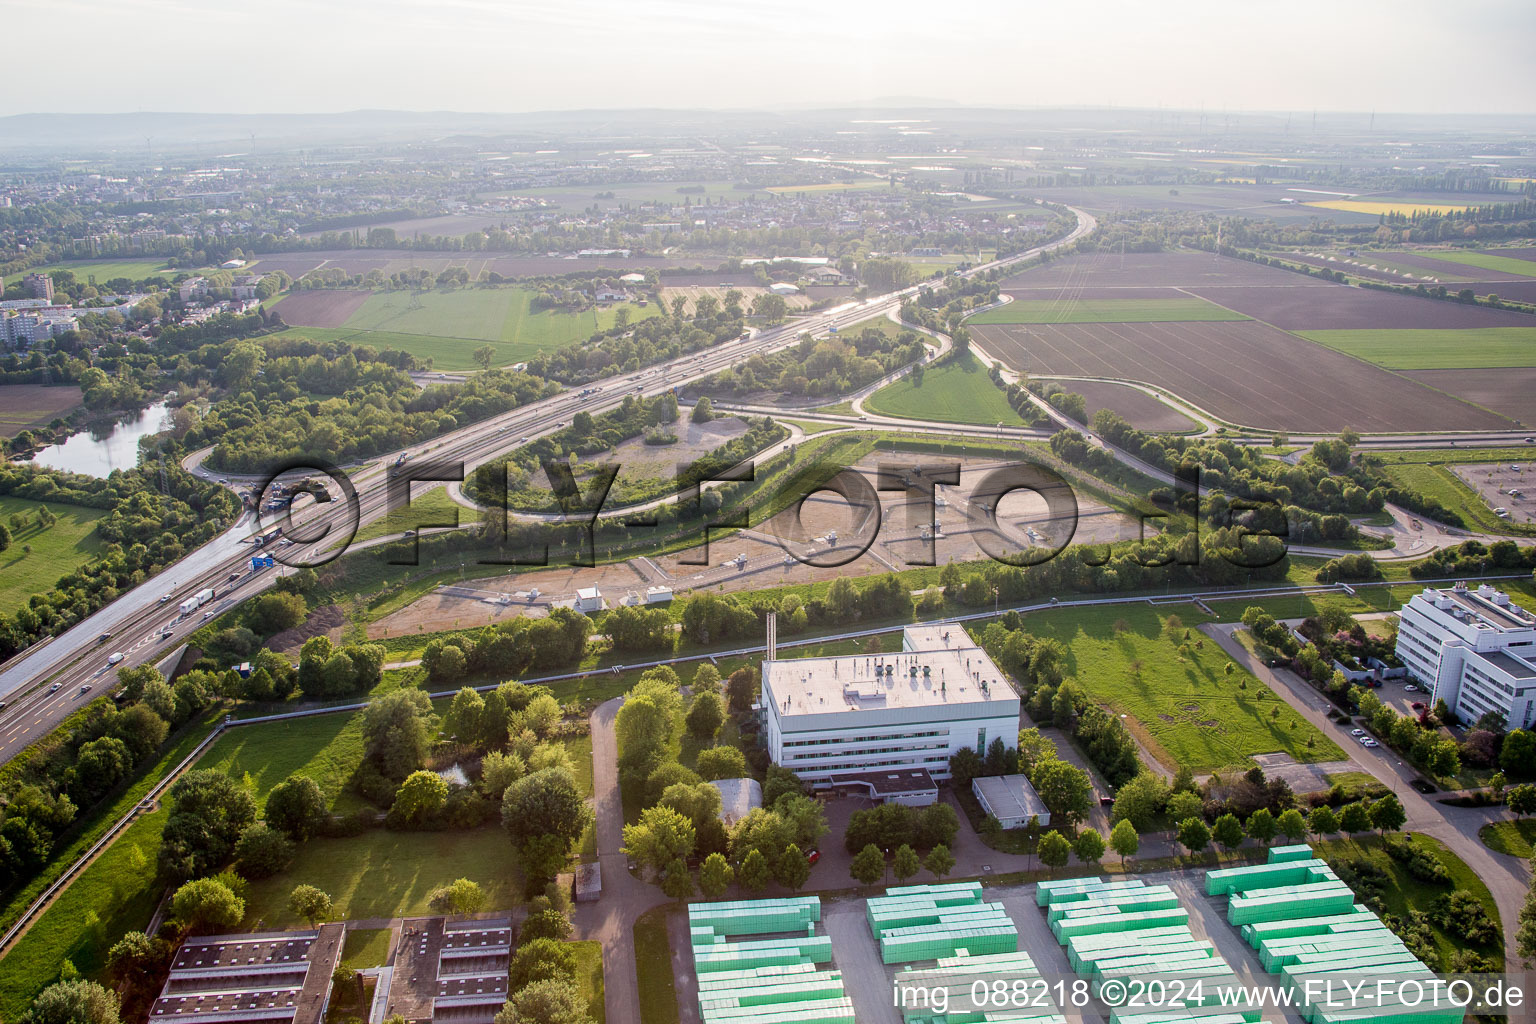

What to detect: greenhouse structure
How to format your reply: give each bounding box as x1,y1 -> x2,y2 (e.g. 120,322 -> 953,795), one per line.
866,883 -> 1020,964
1204,846 -> 1461,1024
688,897 -> 855,1024
894,949 -> 1066,1024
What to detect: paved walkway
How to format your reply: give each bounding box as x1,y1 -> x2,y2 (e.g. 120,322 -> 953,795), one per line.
571,696 -> 667,1024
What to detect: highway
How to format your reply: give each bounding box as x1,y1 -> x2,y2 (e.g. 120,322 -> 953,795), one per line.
0,206 -> 1097,763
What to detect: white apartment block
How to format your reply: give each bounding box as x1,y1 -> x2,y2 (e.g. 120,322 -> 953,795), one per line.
760,620 -> 1020,796
1395,583 -> 1536,730
0,310 -> 78,348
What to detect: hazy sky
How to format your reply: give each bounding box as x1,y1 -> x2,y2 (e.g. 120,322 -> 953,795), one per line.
6,0 -> 1535,116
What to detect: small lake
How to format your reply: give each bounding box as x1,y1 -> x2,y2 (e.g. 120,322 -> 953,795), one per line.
26,401 -> 173,478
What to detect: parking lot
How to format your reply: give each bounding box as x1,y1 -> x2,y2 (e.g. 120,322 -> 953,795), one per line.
1451,460 -> 1534,524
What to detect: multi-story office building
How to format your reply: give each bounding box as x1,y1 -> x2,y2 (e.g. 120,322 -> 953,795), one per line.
1395,583 -> 1536,730
760,620 -> 1019,801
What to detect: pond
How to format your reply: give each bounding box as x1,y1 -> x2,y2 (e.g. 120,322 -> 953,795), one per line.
26,401 -> 172,478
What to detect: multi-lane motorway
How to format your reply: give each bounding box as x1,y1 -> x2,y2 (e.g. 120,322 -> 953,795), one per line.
0,207 -> 1098,762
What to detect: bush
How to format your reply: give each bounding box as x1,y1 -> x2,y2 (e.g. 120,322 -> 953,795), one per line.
1383,835 -> 1452,885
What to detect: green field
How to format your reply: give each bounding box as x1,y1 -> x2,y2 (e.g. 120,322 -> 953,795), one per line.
276,287 -> 656,369
570,940 -> 606,1024
1315,834 -> 1503,969
1370,448 -> 1536,535
1021,604 -> 1343,772
241,827 -> 522,927
1298,327 -> 1536,369
1409,250 -> 1536,278
0,497 -> 108,617
197,708 -> 372,814
340,928 -> 393,970
352,484 -> 475,544
1479,819 -> 1536,858
3,259 -> 184,288
864,352 -> 1026,426
968,297 -> 1248,324
634,906 -> 679,1024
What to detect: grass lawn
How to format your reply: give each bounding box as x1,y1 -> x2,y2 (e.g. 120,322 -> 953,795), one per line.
0,497 -> 107,617
634,906 -> 679,1024
351,484 -> 475,544
340,927 -> 393,970
765,181 -> 891,194
1297,327 -> 1536,369
1369,450 -> 1536,536
968,297 -> 1247,324
1314,833 -> 1502,969
834,314 -> 903,340
570,940 -> 606,1024
1479,818 -> 1536,858
267,326 -> 535,371
1020,604 -> 1343,772
864,352 -> 1026,426
196,710 -> 370,813
780,418 -> 846,436
0,810 -> 167,1021
1408,250 -> 1536,278
242,827 -> 521,927
2,259 -> 184,287
277,287 -> 655,369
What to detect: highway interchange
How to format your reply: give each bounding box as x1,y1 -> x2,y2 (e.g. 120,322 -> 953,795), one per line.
0,206 -> 1100,762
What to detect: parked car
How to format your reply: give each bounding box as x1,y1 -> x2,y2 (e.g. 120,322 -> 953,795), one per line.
1363,739 -> 1380,748
805,849 -> 821,865
1411,702 -> 1426,710
1351,728 -> 1366,736
1405,684 -> 1419,692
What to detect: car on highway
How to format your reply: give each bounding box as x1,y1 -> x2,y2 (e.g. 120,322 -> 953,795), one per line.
80,684 -> 91,695
228,572 -> 241,582
159,593 -> 171,603
49,683 -> 61,693
107,652 -> 125,666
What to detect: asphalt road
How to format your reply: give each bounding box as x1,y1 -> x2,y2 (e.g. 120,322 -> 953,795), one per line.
0,206 -> 1097,764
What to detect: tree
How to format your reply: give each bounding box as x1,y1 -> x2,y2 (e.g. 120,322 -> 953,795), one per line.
1166,790 -> 1203,823
392,770 -> 450,825
105,932 -> 160,992
623,806 -> 696,876
1031,758 -> 1093,827
685,691 -> 725,741
1275,808 -> 1307,843
250,592 -> 307,635
1038,830 -> 1071,875
1338,801 -> 1372,834
1177,817 -> 1211,855
428,878 -> 486,916
1502,730 -> 1536,776
1309,805 -> 1339,835
891,844 -> 920,885
1211,814 -> 1245,854
1074,828 -> 1106,867
924,843 -> 955,880
509,939 -> 578,991
1519,883 -> 1536,964
660,859 -> 694,900
445,687 -> 486,746
494,977 -> 593,1024
362,688 -> 437,780
726,668 -> 756,713
1246,807 -> 1278,845
481,751 -> 528,799
474,345 -> 496,371
695,746 -> 748,781
738,848 -> 770,892
777,843 -> 811,891
700,852 -> 734,898
1109,819 -> 1139,865
157,770 -> 258,882
1368,794 -> 1407,834
171,877 -> 245,931
692,396 -> 715,423
289,884 -> 333,926
1110,772 -> 1169,832
234,822 -> 295,878
264,774 -> 327,841
850,843 -> 886,886
19,981 -> 119,1024
503,767 -> 592,857
1508,784 -> 1536,817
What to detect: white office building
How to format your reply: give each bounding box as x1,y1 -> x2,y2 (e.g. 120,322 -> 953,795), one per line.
760,620 -> 1020,800
1395,583 -> 1536,730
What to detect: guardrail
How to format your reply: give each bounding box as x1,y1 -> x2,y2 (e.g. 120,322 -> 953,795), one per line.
0,720 -> 229,956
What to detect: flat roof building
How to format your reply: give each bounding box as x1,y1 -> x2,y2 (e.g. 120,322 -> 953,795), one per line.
151,924 -> 343,1024
972,773 -> 1050,829
760,620 -> 1019,791
1396,583 -> 1536,730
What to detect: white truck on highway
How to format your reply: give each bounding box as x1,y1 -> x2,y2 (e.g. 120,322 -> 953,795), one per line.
178,588 -> 216,617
